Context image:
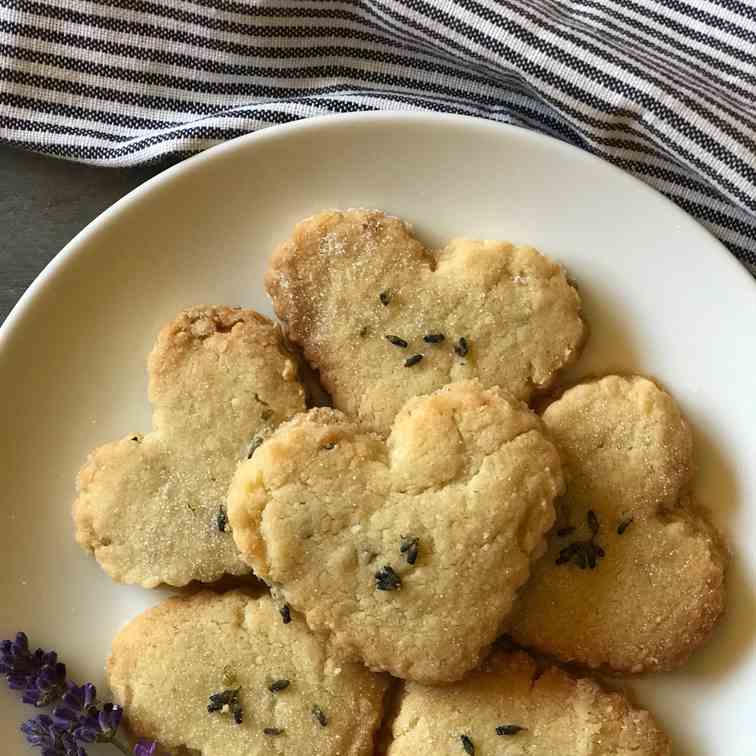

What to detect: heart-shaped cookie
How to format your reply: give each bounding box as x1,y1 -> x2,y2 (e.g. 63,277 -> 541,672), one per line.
266,209 -> 585,434
510,375 -> 727,673
387,650 -> 670,755
73,306 -> 306,588
107,590 -> 388,756
228,380 -> 563,683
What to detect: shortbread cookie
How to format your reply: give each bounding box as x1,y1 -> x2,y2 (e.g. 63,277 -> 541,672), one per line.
228,380 -> 563,683
386,650 -> 670,755
107,591 -> 388,756
510,375 -> 727,673
266,209 -> 585,434
74,306 -> 306,588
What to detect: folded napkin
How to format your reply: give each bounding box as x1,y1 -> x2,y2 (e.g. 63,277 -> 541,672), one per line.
1,0 -> 755,273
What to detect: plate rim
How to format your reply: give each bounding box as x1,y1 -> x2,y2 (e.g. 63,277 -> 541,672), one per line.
1,111 -> 753,355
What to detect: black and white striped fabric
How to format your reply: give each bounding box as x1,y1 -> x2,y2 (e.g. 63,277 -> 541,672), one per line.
1,0 -> 755,273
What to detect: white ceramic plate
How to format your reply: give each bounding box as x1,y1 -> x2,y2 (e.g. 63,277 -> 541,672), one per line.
1,113 -> 755,756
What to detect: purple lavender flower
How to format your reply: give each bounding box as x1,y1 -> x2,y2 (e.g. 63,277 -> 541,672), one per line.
20,714 -> 59,749
64,683 -> 98,713
52,683 -> 98,729
0,632 -> 58,692
72,702 -> 123,743
20,714 -> 86,755
51,683 -> 124,743
22,660 -> 68,707
133,741 -> 157,756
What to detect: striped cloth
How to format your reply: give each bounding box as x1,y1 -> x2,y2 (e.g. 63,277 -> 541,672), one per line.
1,1 -> 755,273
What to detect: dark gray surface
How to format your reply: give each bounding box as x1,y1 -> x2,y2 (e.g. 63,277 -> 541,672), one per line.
0,146 -> 168,324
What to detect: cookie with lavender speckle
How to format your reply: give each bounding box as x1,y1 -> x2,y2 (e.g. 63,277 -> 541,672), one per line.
386,650 -> 670,755
107,591 -> 388,756
73,306 -> 305,588
510,375 -> 727,673
266,209 -> 585,434
228,380 -> 563,684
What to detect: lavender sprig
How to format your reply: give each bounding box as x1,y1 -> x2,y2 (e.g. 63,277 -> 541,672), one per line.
1,632 -> 157,756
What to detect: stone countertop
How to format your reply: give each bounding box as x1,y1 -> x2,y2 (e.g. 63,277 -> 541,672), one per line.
0,145 -> 167,325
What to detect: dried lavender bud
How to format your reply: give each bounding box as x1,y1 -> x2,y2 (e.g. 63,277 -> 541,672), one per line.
385,335 -> 408,348
454,337 -> 469,357
555,542 -> 580,565
556,540 -> 605,570
496,724 -> 526,736
247,435 -> 264,459
617,517 -> 633,535
264,727 -> 284,736
207,690 -> 232,712
404,354 -> 423,367
208,688 -> 243,725
217,506 -> 229,533
312,704 -> 328,727
460,734 -> 475,754
423,333 -> 445,343
279,604 -> 292,624
268,679 -> 290,693
375,565 -> 401,591
556,506 -> 605,571
399,535 -> 419,565
379,290 -> 392,306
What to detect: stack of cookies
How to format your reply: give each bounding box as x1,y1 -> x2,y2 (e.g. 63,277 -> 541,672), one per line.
74,210 -> 727,755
